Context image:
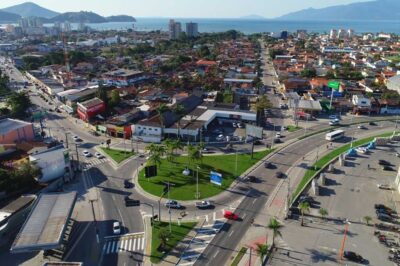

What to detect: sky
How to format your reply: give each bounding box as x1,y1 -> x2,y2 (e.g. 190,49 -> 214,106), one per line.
0,0 -> 372,18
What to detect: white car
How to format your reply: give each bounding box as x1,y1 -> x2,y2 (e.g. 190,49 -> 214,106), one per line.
216,134 -> 225,141
73,135 -> 82,142
82,150 -> 92,157
113,221 -> 121,234
329,115 -> 339,120
276,132 -> 282,138
95,152 -> 104,159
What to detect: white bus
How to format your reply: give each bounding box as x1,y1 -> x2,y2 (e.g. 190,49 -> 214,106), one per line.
325,130 -> 345,141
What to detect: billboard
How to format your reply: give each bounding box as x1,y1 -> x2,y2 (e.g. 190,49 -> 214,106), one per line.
246,124 -> 263,139
210,171 -> 222,186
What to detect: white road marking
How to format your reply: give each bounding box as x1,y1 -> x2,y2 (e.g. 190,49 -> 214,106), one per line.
213,212 -> 216,221
182,254 -> 201,260
128,239 -> 132,251
111,241 -> 116,253
252,199 -> 257,204
213,250 -> 220,258
133,238 -> 137,251
141,237 -> 145,250
242,213 -> 247,219
196,235 -> 214,239
137,237 -> 141,250
228,230 -> 235,237
205,215 -> 209,223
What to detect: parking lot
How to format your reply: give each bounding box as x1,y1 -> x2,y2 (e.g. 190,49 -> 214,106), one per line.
270,140 -> 400,266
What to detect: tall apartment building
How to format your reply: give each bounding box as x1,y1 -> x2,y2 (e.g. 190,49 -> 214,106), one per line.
338,29 -> 346,39
168,19 -> 182,39
347,29 -> 355,39
185,22 -> 198,38
329,29 -> 337,39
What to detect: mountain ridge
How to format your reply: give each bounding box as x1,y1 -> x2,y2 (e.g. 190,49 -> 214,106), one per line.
277,0 -> 400,21
2,2 -> 59,19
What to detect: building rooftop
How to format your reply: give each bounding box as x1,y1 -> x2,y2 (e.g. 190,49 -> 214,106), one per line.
11,192 -> 77,253
104,69 -> 143,77
0,119 -> 32,136
78,97 -> 104,109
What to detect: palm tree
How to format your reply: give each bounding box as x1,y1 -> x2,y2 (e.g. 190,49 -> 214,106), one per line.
267,217 -> 282,248
145,143 -> 164,167
319,208 -> 328,221
156,104 -> 170,132
187,144 -> 197,167
172,139 -> 184,156
163,139 -> 175,162
255,243 -> 269,265
364,215 -> 372,226
174,104 -> 185,139
158,229 -> 170,250
299,202 -> 310,226
254,95 -> 272,126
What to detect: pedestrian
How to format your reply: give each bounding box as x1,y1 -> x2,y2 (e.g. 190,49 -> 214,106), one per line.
367,164 -> 370,170
287,250 -> 290,257
326,145 -> 329,149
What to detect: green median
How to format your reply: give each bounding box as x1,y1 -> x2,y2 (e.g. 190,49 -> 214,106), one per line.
100,147 -> 135,163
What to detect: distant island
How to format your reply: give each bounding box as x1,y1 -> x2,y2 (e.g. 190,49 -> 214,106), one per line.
277,0 -> 400,21
240,14 -> 267,20
0,2 -> 136,23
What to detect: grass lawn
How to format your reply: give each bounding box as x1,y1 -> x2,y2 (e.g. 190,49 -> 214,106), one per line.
139,149 -> 272,200
100,147 -> 135,163
292,131 -> 397,201
286,125 -> 302,132
150,221 -> 196,264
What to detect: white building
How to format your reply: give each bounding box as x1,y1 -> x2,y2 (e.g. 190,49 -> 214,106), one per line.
29,146 -> 72,183
329,29 -> 337,39
169,19 -> 182,39
347,29 -> 354,39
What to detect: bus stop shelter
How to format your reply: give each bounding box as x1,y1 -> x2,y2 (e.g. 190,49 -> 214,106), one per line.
10,192 -> 77,253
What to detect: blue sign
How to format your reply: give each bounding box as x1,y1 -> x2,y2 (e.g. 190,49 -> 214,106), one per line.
210,171 -> 222,186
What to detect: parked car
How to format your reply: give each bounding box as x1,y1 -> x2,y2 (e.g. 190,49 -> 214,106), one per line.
376,208 -> 394,217
329,115 -> 338,120
357,125 -> 367,129
248,175 -> 257,182
299,195 -> 314,204
276,132 -> 282,138
264,161 -> 274,169
379,159 -> 392,166
95,152 -> 104,159
273,138 -> 282,144
73,135 -> 82,142
369,121 -> 377,126
375,204 -> 396,214
377,184 -> 393,190
343,251 -> 364,263
82,150 -> 92,157
329,119 -> 340,126
195,201 -> 213,209
124,196 -> 140,207
382,165 -> 395,171
113,221 -> 121,234
377,213 -> 392,222
275,171 -> 285,178
224,210 -> 239,220
165,200 -> 181,209
216,134 -> 225,141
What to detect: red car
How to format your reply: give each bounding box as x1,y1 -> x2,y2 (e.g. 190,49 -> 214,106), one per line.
224,210 -> 239,220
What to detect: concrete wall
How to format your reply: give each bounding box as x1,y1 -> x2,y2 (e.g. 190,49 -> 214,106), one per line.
0,123 -> 35,144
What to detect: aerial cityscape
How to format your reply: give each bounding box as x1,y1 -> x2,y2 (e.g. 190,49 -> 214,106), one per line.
1,0 -> 400,266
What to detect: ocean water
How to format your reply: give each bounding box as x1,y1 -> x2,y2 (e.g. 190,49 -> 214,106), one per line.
78,18 -> 400,34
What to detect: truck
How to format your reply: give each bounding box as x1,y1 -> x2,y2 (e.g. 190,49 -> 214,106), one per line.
195,201 -> 213,209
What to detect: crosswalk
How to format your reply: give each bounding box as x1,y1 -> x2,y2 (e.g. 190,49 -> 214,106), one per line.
102,233 -> 145,255
177,220 -> 225,266
82,157 -> 109,170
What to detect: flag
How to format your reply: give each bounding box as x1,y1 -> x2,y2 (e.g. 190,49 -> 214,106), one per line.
328,81 -> 340,91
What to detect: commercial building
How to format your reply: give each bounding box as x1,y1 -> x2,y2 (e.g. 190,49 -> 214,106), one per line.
169,19 -> 182,40
186,22 -> 198,38
0,119 -> 35,144
329,29 -> 337,39
11,192 -> 77,253
77,97 -> 105,122
103,69 -> 148,87
29,145 -> 72,184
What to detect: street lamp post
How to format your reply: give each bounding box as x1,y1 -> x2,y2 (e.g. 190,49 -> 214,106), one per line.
195,165 -> 200,199
339,219 -> 351,261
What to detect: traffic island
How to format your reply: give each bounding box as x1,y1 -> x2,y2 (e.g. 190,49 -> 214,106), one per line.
138,150 -> 272,200
100,147 -> 135,164
150,221 -> 197,264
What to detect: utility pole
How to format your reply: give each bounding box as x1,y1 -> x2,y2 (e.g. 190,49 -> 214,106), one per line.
75,144 -> 80,171
65,132 -> 69,148
195,165 -> 200,199
338,219 -> 351,261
